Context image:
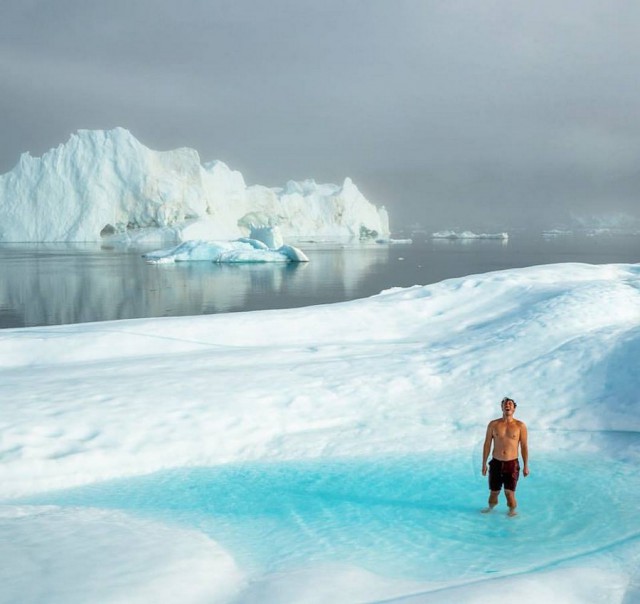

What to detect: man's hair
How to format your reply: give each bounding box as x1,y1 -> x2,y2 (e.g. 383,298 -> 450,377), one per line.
501,396 -> 517,408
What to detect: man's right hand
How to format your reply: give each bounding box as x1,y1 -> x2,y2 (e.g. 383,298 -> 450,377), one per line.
482,465 -> 487,476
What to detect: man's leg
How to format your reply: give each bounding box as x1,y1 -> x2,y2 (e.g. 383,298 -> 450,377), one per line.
505,489 -> 517,516
481,490 -> 500,513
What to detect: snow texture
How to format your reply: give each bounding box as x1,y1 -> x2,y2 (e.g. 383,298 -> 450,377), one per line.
0,128 -> 389,243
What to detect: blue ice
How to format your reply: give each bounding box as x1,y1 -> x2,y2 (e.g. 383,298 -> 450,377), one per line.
21,453 -> 640,584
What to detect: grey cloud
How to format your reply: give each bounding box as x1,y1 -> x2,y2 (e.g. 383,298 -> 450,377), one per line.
2,0 -> 640,229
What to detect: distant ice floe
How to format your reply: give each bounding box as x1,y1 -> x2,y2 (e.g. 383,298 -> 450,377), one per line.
544,212 -> 640,237
374,237 -> 413,245
542,229 -> 573,238
584,227 -> 640,237
431,230 -> 509,240
570,211 -> 640,232
542,227 -> 640,238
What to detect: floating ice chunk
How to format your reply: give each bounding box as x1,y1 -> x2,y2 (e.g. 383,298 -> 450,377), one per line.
142,240 -> 224,262
142,239 -> 308,264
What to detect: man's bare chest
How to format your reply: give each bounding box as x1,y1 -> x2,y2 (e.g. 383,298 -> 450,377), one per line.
493,423 -> 520,441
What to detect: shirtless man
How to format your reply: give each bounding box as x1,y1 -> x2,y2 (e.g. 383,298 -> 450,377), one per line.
481,397 -> 529,516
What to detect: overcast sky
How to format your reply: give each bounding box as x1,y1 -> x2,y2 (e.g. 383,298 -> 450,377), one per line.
2,0 -> 640,229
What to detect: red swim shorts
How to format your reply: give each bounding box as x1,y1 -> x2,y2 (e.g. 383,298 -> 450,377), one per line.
488,458 -> 520,492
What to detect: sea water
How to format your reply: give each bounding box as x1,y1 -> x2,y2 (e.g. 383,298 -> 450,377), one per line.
0,232 -> 638,328
19,453 -> 640,585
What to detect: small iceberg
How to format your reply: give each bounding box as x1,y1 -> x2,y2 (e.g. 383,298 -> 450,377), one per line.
143,239 -> 309,264
431,230 -> 509,240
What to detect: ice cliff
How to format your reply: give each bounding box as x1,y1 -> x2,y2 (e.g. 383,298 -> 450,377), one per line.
0,128 -> 389,243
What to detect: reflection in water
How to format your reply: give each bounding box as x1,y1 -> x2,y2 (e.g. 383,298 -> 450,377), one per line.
159,262 -> 308,313
0,243 -> 389,328
1,234 -> 638,328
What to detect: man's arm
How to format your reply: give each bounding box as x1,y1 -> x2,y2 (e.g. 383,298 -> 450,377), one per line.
520,422 -> 529,476
481,422 -> 493,476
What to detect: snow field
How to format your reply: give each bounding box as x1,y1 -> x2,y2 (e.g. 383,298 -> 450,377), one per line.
1,261 -> 639,602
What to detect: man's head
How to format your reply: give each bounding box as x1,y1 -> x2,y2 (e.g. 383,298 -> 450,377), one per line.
501,397 -> 517,414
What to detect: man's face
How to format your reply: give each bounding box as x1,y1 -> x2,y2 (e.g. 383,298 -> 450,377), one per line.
502,399 -> 516,414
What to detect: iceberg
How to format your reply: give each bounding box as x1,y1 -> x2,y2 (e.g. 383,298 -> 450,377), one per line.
0,128 -> 389,243
1,262 -> 639,602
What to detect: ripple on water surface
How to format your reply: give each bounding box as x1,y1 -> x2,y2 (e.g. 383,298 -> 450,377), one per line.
21,453 -> 640,583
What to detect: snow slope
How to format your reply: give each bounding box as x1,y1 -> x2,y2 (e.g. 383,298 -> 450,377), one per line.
1,262 -> 639,602
0,128 -> 389,243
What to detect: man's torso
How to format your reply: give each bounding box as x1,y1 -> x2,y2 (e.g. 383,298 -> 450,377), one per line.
490,418 -> 522,461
